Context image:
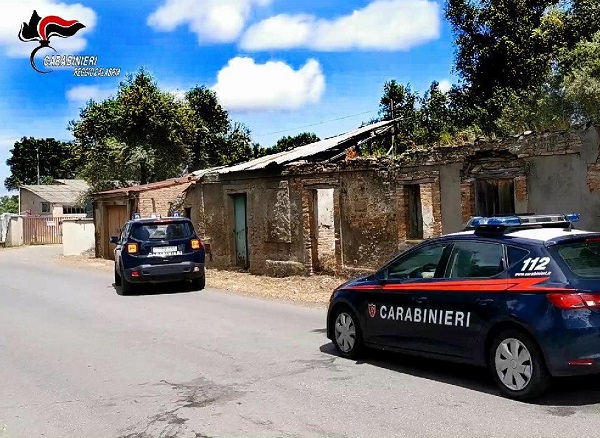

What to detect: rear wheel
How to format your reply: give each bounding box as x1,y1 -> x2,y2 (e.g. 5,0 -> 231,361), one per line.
118,266 -> 134,296
332,307 -> 363,359
191,275 -> 205,291
489,329 -> 551,401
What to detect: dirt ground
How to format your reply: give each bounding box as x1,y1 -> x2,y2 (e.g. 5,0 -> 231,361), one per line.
55,253 -> 353,307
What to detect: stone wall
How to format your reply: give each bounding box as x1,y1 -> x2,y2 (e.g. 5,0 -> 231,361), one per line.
189,126 -> 600,277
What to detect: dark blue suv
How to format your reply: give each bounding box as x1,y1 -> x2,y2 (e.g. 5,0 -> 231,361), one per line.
111,213 -> 206,295
326,213 -> 600,400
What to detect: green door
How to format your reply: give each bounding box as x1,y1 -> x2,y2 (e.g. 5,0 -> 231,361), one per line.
233,194 -> 248,269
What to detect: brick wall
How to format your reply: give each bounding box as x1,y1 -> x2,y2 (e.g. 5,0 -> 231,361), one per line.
137,184 -> 189,217
587,163 -> 600,192
420,181 -> 442,238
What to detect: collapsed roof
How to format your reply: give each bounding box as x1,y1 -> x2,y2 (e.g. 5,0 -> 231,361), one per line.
196,119 -> 397,176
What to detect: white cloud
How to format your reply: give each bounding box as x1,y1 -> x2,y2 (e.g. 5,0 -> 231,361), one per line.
66,85 -> 115,105
0,0 -> 97,58
438,80 -> 452,93
212,57 -> 325,111
148,0 -> 271,44
240,0 -> 440,51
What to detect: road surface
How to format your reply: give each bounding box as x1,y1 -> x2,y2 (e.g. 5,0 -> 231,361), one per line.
1,246 -> 600,438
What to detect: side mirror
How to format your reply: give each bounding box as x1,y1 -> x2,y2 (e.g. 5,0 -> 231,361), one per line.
110,236 -> 119,244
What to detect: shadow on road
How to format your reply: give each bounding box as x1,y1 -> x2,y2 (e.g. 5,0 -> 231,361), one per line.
112,281 -> 198,296
319,342 -> 600,407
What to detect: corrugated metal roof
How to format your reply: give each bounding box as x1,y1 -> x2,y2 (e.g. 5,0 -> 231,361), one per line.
95,176 -> 195,196
191,166 -> 227,177
21,180 -> 90,204
205,119 -> 396,175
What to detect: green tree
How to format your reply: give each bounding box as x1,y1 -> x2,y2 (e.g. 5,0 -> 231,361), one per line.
445,0 -> 564,132
0,195 -> 18,214
69,69 -> 196,190
4,137 -> 82,191
270,132 -> 320,154
185,86 -> 230,170
420,81 -> 454,144
563,31 -> 600,122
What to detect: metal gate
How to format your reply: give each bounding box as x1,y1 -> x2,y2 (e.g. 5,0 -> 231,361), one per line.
23,216 -> 68,245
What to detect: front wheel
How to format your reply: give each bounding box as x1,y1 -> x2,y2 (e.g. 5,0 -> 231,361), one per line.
332,308 -> 363,359
114,267 -> 122,286
489,329 -> 551,401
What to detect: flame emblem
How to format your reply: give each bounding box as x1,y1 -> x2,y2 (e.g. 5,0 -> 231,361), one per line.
18,10 -> 86,74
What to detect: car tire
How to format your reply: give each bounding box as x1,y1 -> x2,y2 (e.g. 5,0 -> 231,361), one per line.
488,329 -> 551,401
332,307 -> 363,359
118,266 -> 134,296
114,267 -> 122,286
191,275 -> 205,291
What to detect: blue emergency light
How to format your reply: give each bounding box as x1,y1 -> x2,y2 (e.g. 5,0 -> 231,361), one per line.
132,212 -> 141,220
467,213 -> 580,229
172,211 -> 182,217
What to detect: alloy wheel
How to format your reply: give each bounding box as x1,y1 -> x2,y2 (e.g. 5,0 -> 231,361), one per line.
495,338 -> 533,391
335,312 -> 356,353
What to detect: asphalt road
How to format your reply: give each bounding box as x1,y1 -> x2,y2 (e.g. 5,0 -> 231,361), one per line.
2,246 -> 600,438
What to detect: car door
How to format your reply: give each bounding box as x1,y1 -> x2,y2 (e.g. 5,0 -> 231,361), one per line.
364,241 -> 453,352
422,239 -> 508,361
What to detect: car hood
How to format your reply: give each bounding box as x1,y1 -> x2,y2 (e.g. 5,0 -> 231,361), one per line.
334,273 -> 375,291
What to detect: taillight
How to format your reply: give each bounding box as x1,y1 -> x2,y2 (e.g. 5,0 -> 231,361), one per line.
127,243 -> 138,254
548,293 -> 600,309
191,239 -> 202,250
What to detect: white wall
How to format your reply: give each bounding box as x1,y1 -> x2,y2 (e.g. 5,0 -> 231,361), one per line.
63,219 -> 95,256
5,216 -> 23,247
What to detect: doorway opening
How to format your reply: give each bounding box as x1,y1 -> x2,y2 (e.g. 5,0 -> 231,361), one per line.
405,185 -> 423,239
231,194 -> 249,269
475,179 -> 515,216
310,188 -> 336,273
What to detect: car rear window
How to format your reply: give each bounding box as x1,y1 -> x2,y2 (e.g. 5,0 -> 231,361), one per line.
130,221 -> 194,241
554,242 -> 600,278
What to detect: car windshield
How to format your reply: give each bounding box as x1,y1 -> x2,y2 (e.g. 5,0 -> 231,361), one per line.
130,221 -> 194,241
554,241 -> 600,278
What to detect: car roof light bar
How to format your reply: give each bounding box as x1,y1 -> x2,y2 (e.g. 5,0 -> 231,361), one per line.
466,213 -> 580,233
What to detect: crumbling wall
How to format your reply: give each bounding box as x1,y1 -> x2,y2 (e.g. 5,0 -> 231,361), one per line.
137,184 -> 191,217
339,170 -> 401,270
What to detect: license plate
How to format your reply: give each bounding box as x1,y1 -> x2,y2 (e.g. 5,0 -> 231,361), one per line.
151,246 -> 182,256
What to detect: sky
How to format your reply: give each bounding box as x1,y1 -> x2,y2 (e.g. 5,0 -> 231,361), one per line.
0,0 -> 458,196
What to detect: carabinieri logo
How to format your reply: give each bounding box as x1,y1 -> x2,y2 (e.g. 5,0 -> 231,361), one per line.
18,10 -> 85,74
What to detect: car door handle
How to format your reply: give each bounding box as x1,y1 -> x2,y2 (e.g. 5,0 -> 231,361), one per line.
412,296 -> 428,304
476,298 -> 493,306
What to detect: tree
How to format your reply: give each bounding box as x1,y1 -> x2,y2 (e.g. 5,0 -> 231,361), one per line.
69,69 -> 196,190
563,31 -> 600,122
270,132 -> 320,154
445,0 -> 564,132
185,86 -> 230,170
4,137 -> 82,191
420,81 -> 454,144
0,195 -> 18,214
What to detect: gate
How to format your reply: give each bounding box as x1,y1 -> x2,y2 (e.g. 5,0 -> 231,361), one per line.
23,216 -> 70,245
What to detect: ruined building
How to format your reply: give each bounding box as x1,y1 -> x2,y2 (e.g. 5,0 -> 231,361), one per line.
92,121 -> 600,277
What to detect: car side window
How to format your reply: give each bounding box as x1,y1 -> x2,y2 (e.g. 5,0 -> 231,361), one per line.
385,243 -> 450,280
507,246 -> 530,267
446,241 -> 505,279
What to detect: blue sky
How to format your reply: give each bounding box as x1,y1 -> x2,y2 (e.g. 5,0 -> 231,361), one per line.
0,0 -> 457,195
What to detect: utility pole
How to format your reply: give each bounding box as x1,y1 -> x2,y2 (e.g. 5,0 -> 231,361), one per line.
37,146 -> 40,185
